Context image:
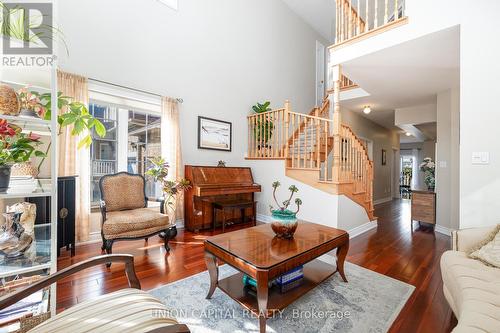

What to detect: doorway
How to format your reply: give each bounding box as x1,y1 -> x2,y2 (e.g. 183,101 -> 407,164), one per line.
315,40 -> 325,107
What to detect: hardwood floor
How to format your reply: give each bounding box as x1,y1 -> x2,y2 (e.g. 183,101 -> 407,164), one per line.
56,199 -> 457,332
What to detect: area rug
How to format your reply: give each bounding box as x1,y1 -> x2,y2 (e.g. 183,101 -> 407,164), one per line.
149,256 -> 414,333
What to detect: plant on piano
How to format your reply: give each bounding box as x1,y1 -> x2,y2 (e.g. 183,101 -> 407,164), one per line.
146,157 -> 191,222
252,101 -> 274,152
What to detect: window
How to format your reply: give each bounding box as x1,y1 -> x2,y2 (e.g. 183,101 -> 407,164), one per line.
89,102 -> 118,205
127,110 -> 162,199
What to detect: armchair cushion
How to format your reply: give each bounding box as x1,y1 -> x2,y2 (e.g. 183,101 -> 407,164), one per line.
103,208 -> 171,239
28,288 -> 178,333
100,173 -> 146,212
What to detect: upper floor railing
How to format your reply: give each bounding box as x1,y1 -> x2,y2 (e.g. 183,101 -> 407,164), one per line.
334,0 -> 406,48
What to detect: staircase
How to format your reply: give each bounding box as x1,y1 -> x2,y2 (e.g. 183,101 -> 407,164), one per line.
247,85 -> 375,220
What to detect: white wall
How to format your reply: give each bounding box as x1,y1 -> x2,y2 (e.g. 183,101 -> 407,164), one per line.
394,104 -> 436,126
331,0 -> 500,229
436,88 -> 459,230
57,0 -> 328,169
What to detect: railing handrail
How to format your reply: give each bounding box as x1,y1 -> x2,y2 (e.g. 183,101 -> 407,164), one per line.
288,111 -> 333,122
247,108 -> 285,118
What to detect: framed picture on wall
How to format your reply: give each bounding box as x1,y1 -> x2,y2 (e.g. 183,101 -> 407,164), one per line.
382,149 -> 387,165
198,116 -> 232,151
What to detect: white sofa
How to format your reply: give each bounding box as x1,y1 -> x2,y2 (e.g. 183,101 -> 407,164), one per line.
440,226 -> 500,333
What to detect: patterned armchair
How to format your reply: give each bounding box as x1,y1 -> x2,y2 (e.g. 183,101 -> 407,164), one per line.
99,172 -> 176,263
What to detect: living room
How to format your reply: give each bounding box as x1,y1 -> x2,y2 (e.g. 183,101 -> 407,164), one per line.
0,0 -> 499,332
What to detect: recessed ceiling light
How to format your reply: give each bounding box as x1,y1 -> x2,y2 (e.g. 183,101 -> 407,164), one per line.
405,132 -> 412,137
363,106 -> 371,114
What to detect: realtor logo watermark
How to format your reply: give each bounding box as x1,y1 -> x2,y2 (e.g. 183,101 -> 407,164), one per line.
2,2 -> 55,66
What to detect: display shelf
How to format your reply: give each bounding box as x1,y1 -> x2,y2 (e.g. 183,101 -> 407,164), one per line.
0,179 -> 52,199
0,225 -> 51,279
0,115 -> 52,137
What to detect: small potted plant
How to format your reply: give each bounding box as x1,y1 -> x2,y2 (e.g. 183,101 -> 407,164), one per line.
269,181 -> 302,238
146,157 -> 191,225
17,87 -> 46,118
419,157 -> 436,191
0,120 -> 45,192
252,101 -> 274,156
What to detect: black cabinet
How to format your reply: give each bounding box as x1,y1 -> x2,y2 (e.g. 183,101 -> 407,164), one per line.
28,176 -> 76,257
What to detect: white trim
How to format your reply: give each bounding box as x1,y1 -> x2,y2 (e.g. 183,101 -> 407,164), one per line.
434,224 -> 452,236
347,221 -> 378,239
374,197 -> 393,205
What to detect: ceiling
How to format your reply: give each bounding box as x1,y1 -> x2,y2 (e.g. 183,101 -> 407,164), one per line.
340,26 -> 460,132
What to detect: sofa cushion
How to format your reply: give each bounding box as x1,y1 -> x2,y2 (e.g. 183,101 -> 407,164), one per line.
441,251 -> 500,333
103,208 -> 170,239
469,224 -> 500,268
28,288 -> 178,333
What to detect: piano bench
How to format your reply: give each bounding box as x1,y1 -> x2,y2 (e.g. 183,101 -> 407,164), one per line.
212,200 -> 257,233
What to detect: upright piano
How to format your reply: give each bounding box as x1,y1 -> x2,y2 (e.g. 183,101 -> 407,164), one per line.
184,165 -> 261,232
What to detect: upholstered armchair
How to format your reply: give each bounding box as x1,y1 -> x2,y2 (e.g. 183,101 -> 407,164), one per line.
99,172 -> 177,262
0,255 -> 190,333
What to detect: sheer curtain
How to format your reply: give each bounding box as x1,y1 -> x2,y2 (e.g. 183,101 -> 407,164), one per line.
57,70 -> 91,242
160,97 -> 183,221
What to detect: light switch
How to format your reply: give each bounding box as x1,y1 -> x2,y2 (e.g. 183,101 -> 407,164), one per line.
472,152 -> 489,165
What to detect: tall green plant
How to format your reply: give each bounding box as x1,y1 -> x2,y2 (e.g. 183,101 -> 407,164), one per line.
252,101 -> 274,146
34,92 -> 107,171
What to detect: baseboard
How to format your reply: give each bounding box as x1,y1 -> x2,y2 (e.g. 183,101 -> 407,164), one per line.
347,220 -> 377,239
373,197 -> 393,205
434,224 -> 452,236
258,214 -> 377,239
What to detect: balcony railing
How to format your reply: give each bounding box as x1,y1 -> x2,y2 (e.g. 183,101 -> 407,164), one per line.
334,0 -> 406,47
92,160 -> 116,177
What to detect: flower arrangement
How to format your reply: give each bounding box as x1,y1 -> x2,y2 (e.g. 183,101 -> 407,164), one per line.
0,120 -> 45,166
269,181 -> 302,218
419,157 -> 436,190
17,87 -> 46,118
146,157 -> 191,220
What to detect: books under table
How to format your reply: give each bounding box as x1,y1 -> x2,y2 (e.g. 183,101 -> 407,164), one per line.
243,265 -> 304,294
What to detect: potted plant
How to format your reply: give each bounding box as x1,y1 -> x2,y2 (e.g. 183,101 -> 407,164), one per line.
146,157 -> 191,224
269,181 -> 302,238
0,119 -> 45,192
17,87 -> 46,118
419,157 -> 436,191
252,101 -> 274,156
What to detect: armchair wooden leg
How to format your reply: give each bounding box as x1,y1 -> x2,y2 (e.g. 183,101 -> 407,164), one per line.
101,232 -> 106,251
104,240 -> 114,267
163,227 -> 176,252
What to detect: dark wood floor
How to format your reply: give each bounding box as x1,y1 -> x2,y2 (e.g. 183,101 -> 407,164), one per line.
56,199 -> 457,332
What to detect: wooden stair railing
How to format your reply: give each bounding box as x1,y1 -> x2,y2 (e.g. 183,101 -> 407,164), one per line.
246,98 -> 375,220
333,0 -> 407,48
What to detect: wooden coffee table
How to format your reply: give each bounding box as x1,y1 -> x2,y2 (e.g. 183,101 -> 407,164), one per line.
204,221 -> 349,333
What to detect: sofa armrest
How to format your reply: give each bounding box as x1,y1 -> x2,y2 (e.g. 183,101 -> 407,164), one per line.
452,225 -> 498,252
147,196 -> 166,214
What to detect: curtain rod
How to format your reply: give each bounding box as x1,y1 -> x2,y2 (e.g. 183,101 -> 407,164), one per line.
88,78 -> 183,103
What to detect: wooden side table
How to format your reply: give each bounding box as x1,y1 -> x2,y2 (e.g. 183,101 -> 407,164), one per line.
411,190 -> 436,232
212,200 -> 256,232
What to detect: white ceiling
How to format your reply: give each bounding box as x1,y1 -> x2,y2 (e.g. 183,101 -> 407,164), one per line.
340,26 -> 460,131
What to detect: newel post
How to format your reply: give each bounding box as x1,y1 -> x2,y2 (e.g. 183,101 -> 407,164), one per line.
284,100 -> 291,158
331,65 -> 342,183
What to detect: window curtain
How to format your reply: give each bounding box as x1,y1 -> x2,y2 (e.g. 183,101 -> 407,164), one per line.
160,97 -> 183,221
57,70 -> 91,242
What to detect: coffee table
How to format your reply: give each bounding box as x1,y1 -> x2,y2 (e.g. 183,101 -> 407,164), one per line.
204,221 -> 349,333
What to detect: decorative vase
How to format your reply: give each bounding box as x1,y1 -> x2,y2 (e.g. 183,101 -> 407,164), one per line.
163,195 -> 177,226
11,161 -> 39,178
0,165 -> 12,193
0,84 -> 20,116
270,209 -> 298,239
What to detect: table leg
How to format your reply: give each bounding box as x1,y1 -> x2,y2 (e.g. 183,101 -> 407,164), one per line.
336,238 -> 349,283
205,252 -> 218,299
256,270 -> 269,333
